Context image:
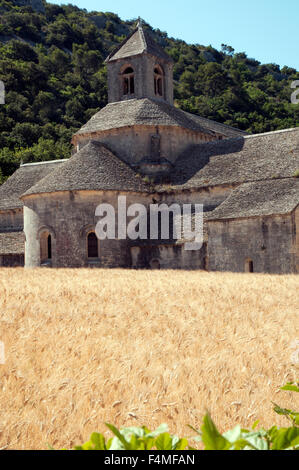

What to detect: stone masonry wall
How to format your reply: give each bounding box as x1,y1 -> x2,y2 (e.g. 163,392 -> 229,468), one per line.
207,213 -> 297,274
131,243 -> 207,270
23,190 -> 153,268
75,125 -> 213,165
23,185 -> 237,269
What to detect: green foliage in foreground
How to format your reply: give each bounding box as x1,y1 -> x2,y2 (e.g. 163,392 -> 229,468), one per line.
73,382 -> 299,451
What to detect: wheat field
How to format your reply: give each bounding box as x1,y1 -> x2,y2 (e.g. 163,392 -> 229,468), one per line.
0,268 -> 298,450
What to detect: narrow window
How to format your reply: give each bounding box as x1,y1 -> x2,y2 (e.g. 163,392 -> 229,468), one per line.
130,75 -> 135,94
88,232 -> 99,258
245,259 -> 254,273
154,66 -> 164,97
122,67 -> 134,96
124,77 -> 129,95
40,232 -> 52,263
157,77 -> 162,96
48,234 -> 52,260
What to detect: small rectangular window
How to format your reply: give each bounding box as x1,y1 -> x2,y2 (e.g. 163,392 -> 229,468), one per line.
88,232 -> 99,258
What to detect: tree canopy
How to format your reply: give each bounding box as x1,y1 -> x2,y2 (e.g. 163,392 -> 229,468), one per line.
0,0 -> 299,183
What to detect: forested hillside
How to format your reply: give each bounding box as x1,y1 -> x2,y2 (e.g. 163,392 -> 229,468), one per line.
1,0 -> 299,182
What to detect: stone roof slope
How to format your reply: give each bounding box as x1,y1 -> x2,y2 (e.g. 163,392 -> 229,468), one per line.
105,25 -> 172,63
75,98 -> 244,137
22,141 -> 152,196
207,178 -> 299,220
182,110 -> 247,137
0,160 -> 67,210
0,231 -> 25,255
165,127 -> 299,190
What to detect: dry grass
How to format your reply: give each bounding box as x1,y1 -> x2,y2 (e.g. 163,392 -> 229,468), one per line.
0,268 -> 298,450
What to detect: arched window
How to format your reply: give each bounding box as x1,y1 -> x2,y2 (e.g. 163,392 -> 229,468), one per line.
154,65 -> 164,97
40,232 -> 52,263
150,259 -> 161,270
122,66 -> 135,96
87,232 -> 99,259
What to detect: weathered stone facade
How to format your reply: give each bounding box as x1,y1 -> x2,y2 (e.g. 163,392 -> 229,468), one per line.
73,124 -> 215,166
207,213 -> 297,274
0,23 -> 298,273
24,190 -> 152,268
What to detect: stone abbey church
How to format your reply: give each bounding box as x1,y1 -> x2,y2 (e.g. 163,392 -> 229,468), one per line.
0,23 -> 298,273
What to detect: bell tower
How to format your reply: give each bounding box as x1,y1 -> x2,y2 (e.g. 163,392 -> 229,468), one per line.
105,20 -> 174,105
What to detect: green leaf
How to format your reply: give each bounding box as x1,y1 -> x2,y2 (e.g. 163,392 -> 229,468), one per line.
90,432 -> 106,450
121,426 -> 147,438
290,435 -> 299,448
147,423 -> 169,438
80,440 -> 94,450
243,434 -> 268,450
223,425 -> 241,443
271,427 -> 299,450
174,438 -> 189,450
105,423 -> 131,450
155,433 -> 173,450
106,438 -> 113,450
232,438 -> 256,450
272,403 -> 296,417
143,437 -> 155,450
201,413 -> 231,450
109,437 -> 126,450
280,383 -> 299,393
272,402 -> 299,425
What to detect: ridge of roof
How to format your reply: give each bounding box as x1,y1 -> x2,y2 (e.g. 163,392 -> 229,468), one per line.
181,110 -> 248,138
243,126 -> 299,140
20,159 -> 68,167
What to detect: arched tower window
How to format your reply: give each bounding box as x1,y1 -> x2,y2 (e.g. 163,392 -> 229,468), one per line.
40,232 -> 52,263
122,66 -> 135,96
154,65 -> 164,97
87,232 -> 99,259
